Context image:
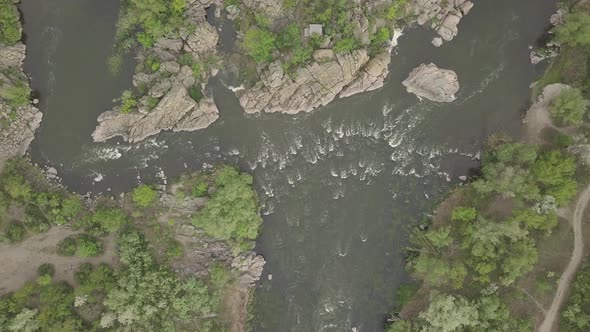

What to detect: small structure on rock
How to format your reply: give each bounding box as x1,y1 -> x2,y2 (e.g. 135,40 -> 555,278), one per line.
304,24 -> 323,37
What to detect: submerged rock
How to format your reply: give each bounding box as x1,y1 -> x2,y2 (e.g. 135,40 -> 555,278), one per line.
402,63 -> 459,102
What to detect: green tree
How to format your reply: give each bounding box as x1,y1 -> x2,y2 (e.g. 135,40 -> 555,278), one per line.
418,293 -> 479,332
37,263 -> 56,277
57,236 -> 77,256
92,208 -> 128,233
532,150 -> 577,205
120,90 -> 137,113
76,234 -> 103,257
413,255 -> 466,289
5,222 -> 25,243
556,12 -> 590,47
243,27 -> 276,63
8,308 -> 39,332
561,265 -> 590,331
550,88 -> 587,126
425,227 -> 453,248
192,167 -> 262,252
451,206 -> 478,222
132,184 -> 157,207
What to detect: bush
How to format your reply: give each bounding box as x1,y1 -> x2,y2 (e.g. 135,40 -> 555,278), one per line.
243,27 -> 276,63
60,196 -> 83,221
333,37 -> 358,53
38,263 -> 56,277
191,182 -> 209,197
120,90 -> 137,113
556,12 -> 590,47
550,88 -> 587,126
0,0 -> 21,45
76,234 -> 103,257
132,185 -> 157,208
57,236 -> 77,256
91,208 -> 128,233
4,84 -> 31,108
451,206 -> 477,222
5,222 -> 25,243
188,85 -> 203,102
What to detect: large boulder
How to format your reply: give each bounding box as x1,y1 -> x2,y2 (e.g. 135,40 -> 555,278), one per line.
410,0 -> 474,44
231,253 -> 266,287
0,43 -> 26,69
241,0 -> 283,19
402,63 -> 459,102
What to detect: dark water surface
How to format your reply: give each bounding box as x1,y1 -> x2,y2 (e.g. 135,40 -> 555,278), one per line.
21,0 -> 556,330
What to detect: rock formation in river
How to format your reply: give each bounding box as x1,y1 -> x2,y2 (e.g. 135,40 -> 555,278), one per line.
402,63 -> 459,102
238,49 -> 391,114
0,42 -> 43,161
92,0 -> 220,143
409,0 -> 474,47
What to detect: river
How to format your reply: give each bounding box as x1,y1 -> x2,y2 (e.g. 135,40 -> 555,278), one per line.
20,0 -> 556,330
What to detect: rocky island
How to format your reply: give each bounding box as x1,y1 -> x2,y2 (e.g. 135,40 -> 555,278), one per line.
91,0 -> 475,143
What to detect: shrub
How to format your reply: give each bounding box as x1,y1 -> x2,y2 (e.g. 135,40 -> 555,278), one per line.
243,27 -> 276,63
451,206 -> 477,222
91,208 -> 128,233
57,236 -> 77,256
120,90 -> 137,113
4,84 -> 31,108
5,222 -> 25,243
550,88 -> 587,126
188,85 -> 203,102
333,37 -> 358,53
38,263 -> 56,277
132,185 -> 157,208
166,239 -> 183,259
76,234 -> 103,257
385,0 -> 408,20
191,182 -> 209,197
555,12 -> 590,47
60,196 -> 83,221
0,0 -> 22,45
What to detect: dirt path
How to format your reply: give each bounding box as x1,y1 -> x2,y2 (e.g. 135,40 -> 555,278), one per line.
538,184 -> 590,332
0,226 -> 116,295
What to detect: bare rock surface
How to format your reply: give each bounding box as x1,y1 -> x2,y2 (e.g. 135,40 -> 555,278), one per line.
92,83 -> 219,143
0,42 -> 42,161
239,49 -> 393,114
402,63 -> 459,102
410,0 -> 474,45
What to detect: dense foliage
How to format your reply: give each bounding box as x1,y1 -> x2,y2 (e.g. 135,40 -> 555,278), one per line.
132,184 -> 157,207
550,88 -> 588,126
114,0 -> 187,51
0,0 -> 21,45
561,265 -> 590,331
0,159 -> 84,242
193,166 -> 262,252
555,12 -> 590,47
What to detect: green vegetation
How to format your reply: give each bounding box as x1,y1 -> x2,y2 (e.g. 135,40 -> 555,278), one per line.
555,12 -> 590,47
561,264 -> 590,331
0,0 -> 21,45
4,84 -> 31,108
114,0 -> 186,51
57,234 -> 102,257
550,88 -> 588,126
119,90 -> 137,113
192,166 -> 262,252
132,184 -> 157,207
243,28 -> 276,63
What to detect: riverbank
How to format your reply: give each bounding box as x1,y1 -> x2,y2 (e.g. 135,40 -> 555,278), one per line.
0,0 -> 42,162
0,158 -> 265,330
387,2 -> 590,331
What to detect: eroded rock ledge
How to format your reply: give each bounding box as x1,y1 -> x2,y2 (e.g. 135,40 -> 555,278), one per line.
402,63 -> 459,102
0,42 -> 43,160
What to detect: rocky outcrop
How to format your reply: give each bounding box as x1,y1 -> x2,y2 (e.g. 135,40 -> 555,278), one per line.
231,252 -> 266,287
340,52 -> 391,98
410,0 -> 474,46
238,49 -> 391,114
402,63 -> 459,102
530,8 -> 565,64
0,42 -> 42,161
241,0 -> 283,20
92,83 -> 219,143
92,0 -> 221,143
